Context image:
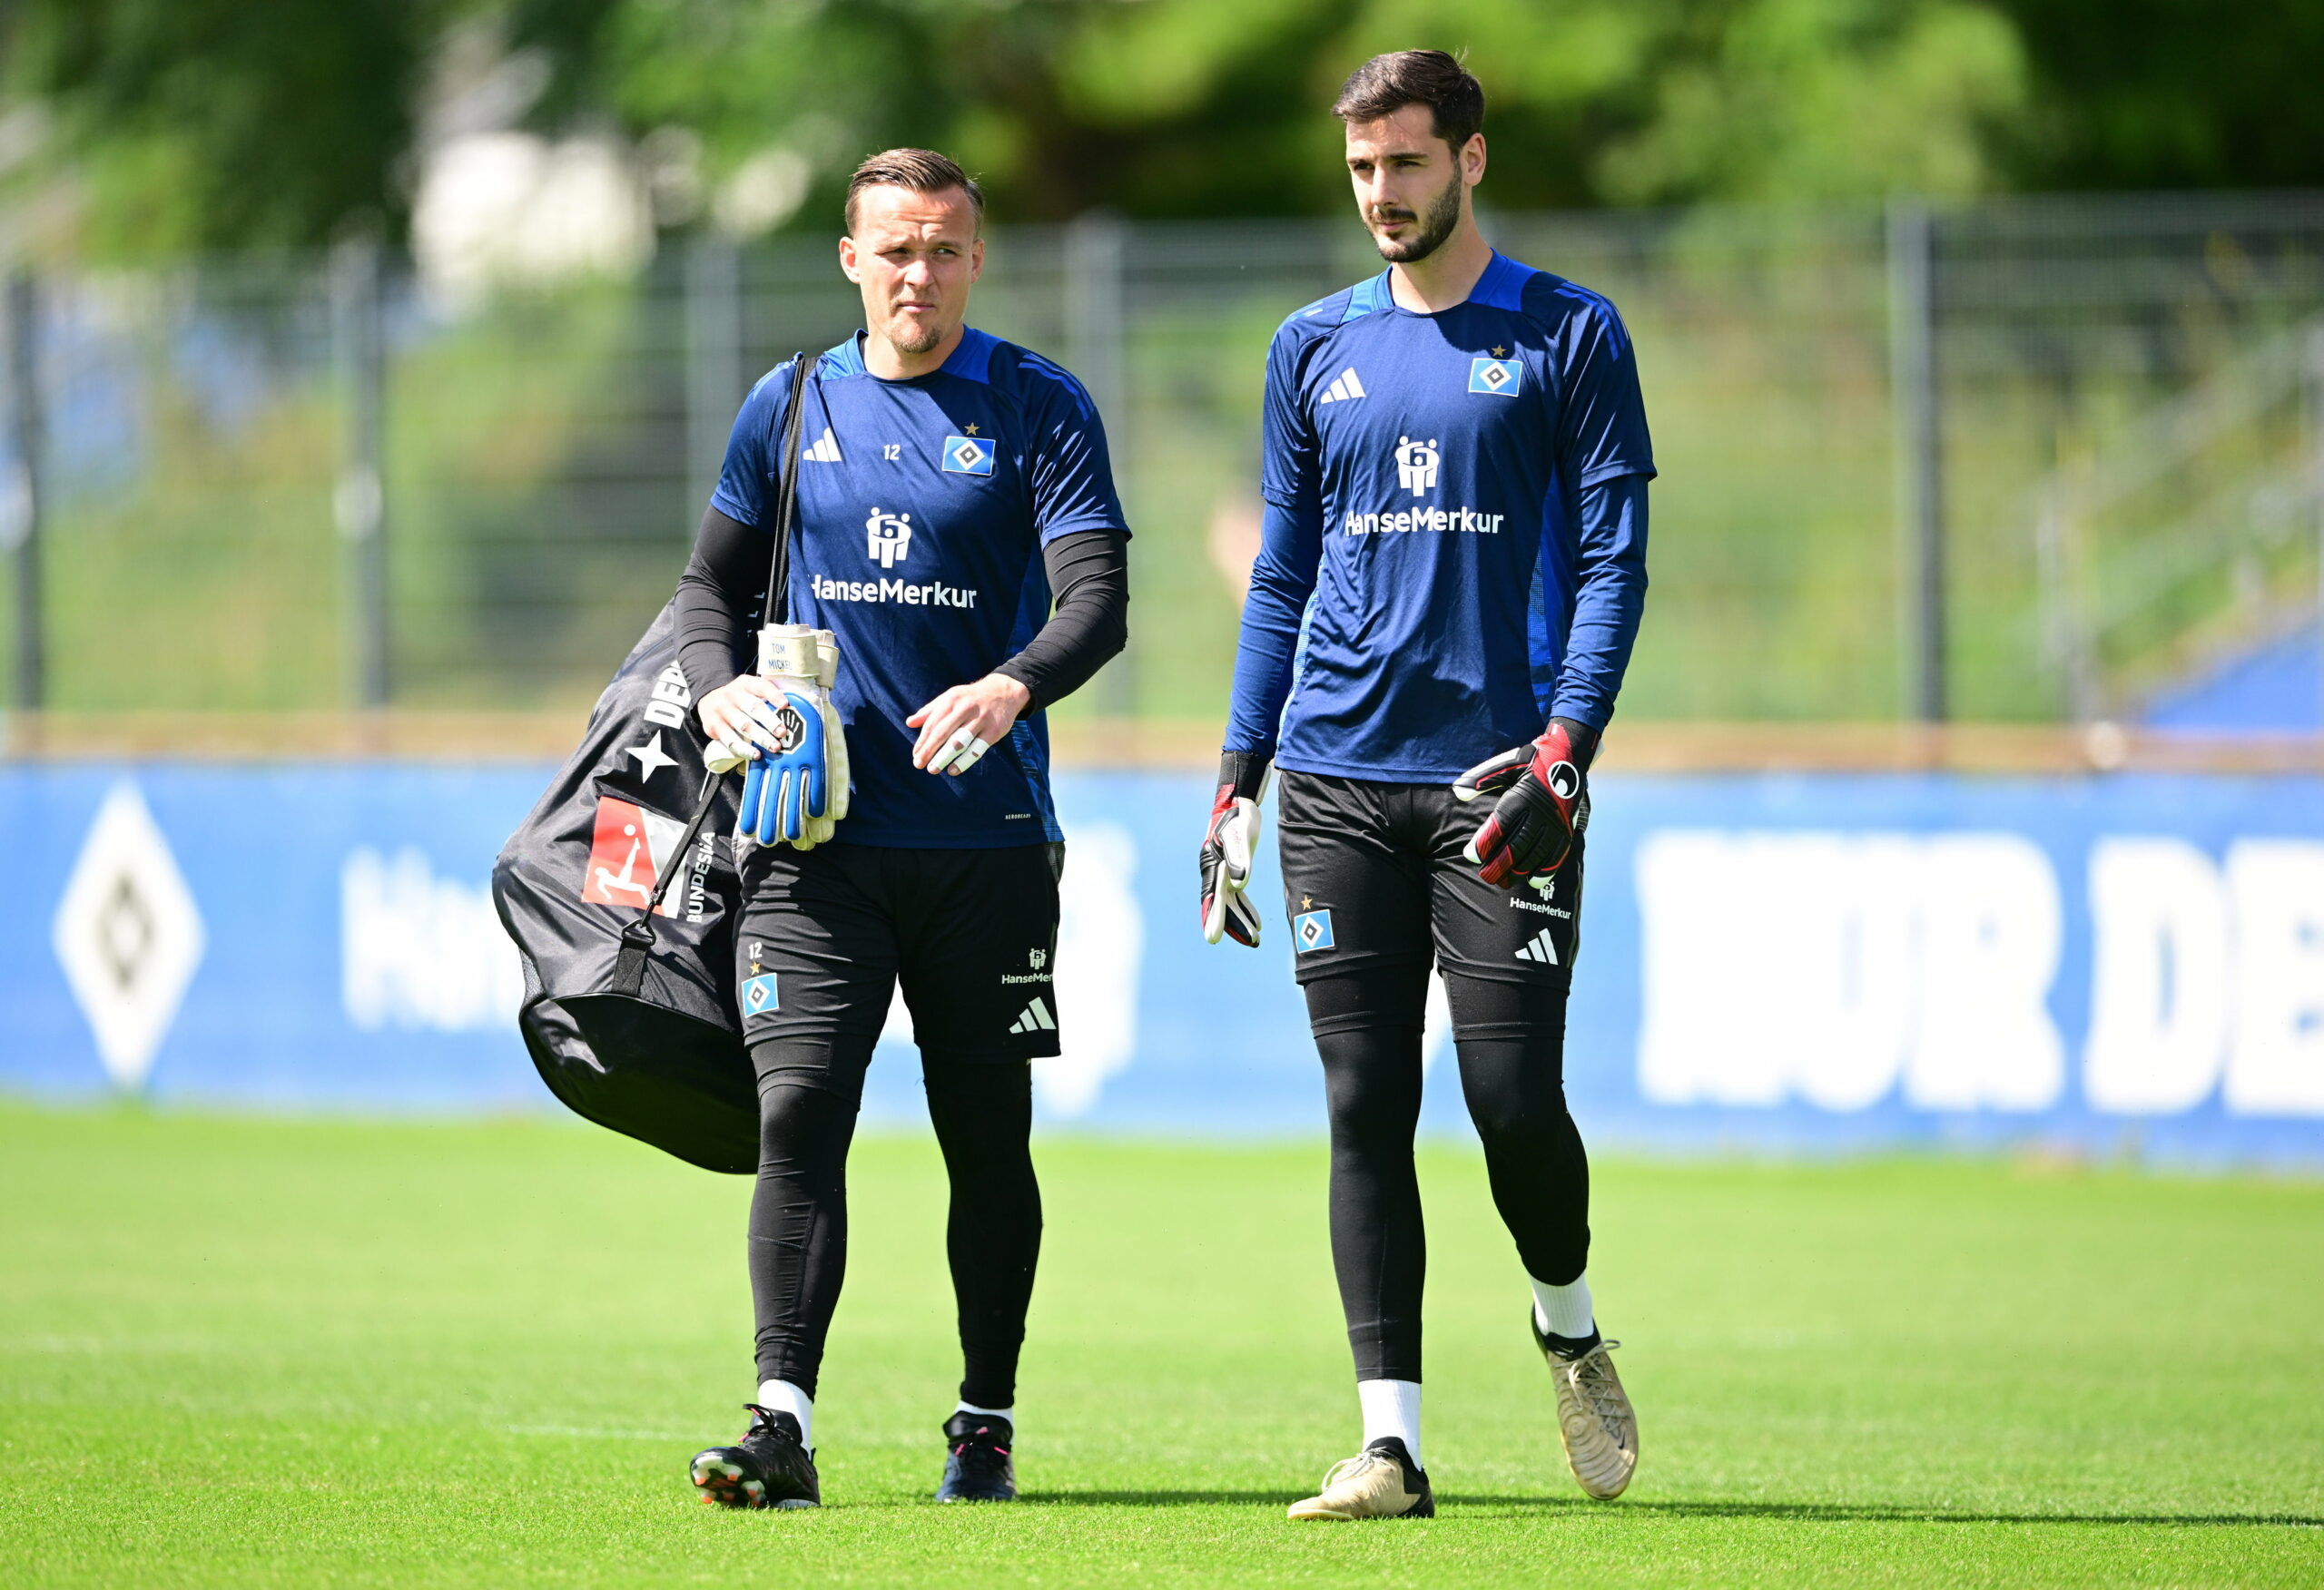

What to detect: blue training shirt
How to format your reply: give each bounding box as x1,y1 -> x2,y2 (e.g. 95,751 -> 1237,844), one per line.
712,328 -> 1128,848
1224,252 -> 1655,781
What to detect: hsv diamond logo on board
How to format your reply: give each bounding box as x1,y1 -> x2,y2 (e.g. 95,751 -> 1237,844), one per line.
580,797 -> 687,916
52,780 -> 207,1090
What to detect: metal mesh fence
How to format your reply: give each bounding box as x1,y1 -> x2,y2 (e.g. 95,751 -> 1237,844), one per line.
3,192 -> 2321,726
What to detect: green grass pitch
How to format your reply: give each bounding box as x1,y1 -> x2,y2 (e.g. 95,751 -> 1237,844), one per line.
3,1102 -> 2320,1586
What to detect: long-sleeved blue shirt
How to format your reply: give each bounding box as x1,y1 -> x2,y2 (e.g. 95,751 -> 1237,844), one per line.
1224,253 -> 1654,780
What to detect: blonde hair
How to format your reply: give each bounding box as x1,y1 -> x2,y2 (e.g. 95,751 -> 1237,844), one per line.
844,148 -> 984,234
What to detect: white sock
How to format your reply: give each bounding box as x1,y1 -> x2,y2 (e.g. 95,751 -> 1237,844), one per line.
1356,1379 -> 1423,1470
755,1379 -> 812,1448
1531,1271 -> 1596,1342
953,1400 -> 1014,1429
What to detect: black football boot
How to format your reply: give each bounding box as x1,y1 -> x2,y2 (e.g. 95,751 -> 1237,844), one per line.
934,1411 -> 1017,1503
689,1405 -> 822,1510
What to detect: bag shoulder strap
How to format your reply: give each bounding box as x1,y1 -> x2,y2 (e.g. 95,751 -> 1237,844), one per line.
763,349 -> 812,626
612,348 -> 810,999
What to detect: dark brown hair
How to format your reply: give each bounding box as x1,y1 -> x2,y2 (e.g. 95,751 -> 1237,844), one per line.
1332,50 -> 1485,154
844,147 -> 985,235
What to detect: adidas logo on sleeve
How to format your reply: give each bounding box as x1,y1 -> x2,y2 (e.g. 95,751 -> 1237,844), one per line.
1515,927 -> 1561,965
1009,997 -> 1057,1034
803,427 -> 842,462
1317,367 -> 1366,404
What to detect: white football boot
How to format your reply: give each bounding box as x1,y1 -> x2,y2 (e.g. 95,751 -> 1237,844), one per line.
1534,1319 -> 1638,1499
1285,1437 -> 1434,1521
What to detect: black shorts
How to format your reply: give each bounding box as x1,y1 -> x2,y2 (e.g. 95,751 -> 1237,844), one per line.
1275,770 -> 1583,989
733,840 -> 1064,1074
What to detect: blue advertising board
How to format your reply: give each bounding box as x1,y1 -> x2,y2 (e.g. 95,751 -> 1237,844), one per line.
5,763 -> 2322,1165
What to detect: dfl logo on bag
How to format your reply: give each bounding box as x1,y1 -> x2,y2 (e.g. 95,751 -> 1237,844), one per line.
580,796 -> 687,917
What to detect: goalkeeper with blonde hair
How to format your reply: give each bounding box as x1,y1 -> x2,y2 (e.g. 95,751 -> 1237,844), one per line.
675,146 -> 1129,1509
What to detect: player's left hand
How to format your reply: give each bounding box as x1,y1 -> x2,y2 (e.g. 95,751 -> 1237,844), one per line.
908,673 -> 1030,776
1452,718 -> 1598,888
1199,752 -> 1270,947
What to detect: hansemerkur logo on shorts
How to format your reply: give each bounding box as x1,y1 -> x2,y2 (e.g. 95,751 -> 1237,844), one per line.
1000,947 -> 1053,986
1510,872 -> 1573,918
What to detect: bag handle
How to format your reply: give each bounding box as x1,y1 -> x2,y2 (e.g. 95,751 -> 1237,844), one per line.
609,768 -> 725,997
613,349 -> 812,1001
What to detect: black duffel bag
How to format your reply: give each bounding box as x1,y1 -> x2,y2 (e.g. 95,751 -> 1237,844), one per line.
491,353 -> 809,1173
490,601 -> 754,1172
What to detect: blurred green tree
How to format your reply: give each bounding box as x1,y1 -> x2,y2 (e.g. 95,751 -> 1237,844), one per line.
1997,0 -> 2324,191
3,0 -> 442,257
1587,0 -> 2028,203
5,0 -> 2320,258
522,0 -> 2031,227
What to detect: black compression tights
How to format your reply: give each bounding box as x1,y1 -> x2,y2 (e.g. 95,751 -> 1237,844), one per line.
929,1063 -> 1042,1408
1305,970 -> 1591,1383
748,1043 -> 1042,1408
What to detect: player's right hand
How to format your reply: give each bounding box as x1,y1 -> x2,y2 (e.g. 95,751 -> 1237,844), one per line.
1200,751 -> 1270,947
1452,718 -> 1596,888
701,675 -> 792,773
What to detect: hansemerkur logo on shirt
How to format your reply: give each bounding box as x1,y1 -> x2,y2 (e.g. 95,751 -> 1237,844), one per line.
865,505 -> 911,568
1395,436 -> 1440,496
811,504 -> 983,608
1343,434 -> 1505,538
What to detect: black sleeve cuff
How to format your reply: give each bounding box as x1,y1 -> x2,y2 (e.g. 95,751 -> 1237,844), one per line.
1217,750 -> 1271,800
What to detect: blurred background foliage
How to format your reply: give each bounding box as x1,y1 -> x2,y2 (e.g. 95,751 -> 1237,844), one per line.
3,0 -> 2321,260
1,1 -> 2319,731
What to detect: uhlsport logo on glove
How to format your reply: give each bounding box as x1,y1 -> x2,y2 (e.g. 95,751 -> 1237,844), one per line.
767,701 -> 809,755
865,506 -> 912,569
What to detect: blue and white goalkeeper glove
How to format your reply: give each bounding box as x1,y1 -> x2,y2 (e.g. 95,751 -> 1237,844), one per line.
735,689 -> 828,846
714,623 -> 850,849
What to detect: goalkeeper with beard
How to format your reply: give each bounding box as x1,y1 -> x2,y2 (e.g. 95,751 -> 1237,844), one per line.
1200,52 -> 1654,1521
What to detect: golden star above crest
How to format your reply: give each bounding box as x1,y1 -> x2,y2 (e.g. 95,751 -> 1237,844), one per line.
1492,345 -> 1508,358
1301,896 -> 1313,909
964,422 -> 980,435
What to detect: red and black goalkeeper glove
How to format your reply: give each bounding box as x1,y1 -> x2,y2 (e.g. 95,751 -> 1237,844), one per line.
1199,751 -> 1270,947
1452,718 -> 1599,889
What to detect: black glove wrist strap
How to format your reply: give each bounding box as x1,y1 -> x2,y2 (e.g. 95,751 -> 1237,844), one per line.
1217,750 -> 1272,801
1548,717 -> 1600,772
